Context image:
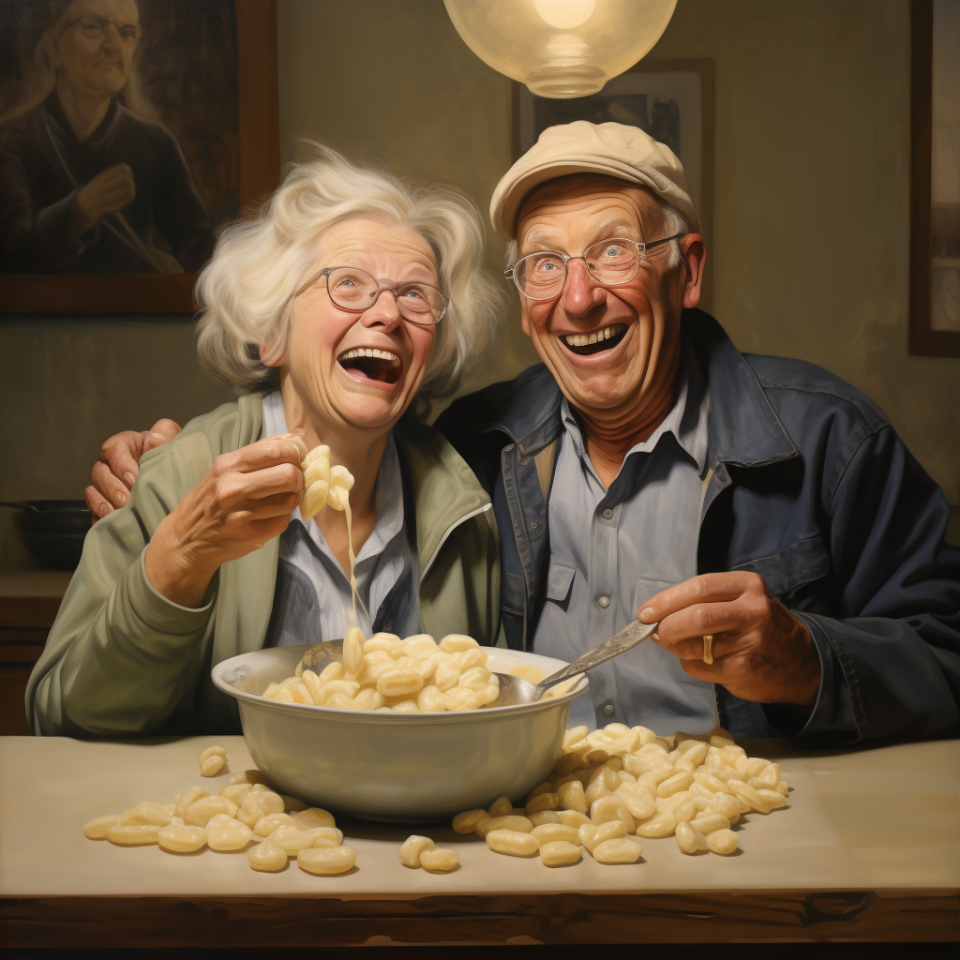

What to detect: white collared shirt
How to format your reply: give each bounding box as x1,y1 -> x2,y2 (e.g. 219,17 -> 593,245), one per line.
260,390 -> 417,644
532,345 -> 719,732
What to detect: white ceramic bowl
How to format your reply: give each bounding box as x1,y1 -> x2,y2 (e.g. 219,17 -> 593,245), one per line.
212,645 -> 588,822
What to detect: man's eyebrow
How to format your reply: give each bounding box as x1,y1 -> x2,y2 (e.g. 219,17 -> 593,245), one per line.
521,218 -> 647,253
593,218 -> 644,240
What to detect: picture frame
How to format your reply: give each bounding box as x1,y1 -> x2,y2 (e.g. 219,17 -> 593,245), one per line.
513,59 -> 715,310
909,0 -> 960,357
0,0 -> 280,314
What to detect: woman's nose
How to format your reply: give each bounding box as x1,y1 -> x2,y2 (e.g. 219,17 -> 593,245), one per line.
361,289 -> 403,331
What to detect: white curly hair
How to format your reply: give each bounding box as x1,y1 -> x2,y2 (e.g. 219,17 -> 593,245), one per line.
195,144 -> 503,406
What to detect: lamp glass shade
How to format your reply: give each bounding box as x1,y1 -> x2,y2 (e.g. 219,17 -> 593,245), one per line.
443,0 -> 678,99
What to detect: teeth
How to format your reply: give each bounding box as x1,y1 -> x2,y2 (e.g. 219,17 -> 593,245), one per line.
562,324 -> 626,348
339,348 -> 400,363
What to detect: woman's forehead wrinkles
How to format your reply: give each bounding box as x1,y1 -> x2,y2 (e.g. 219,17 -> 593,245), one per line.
320,230 -> 437,280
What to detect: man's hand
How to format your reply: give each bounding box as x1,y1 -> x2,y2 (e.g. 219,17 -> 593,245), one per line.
75,164 -> 136,233
85,419 -> 182,522
638,572 -> 821,712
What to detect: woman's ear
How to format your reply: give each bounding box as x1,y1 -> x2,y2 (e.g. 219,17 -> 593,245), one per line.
259,343 -> 285,368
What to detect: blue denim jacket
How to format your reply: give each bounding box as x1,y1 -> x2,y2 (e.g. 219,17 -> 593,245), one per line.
436,310 -> 960,743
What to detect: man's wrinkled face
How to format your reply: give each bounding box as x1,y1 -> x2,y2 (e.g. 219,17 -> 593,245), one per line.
515,174 -> 685,419
55,0 -> 140,97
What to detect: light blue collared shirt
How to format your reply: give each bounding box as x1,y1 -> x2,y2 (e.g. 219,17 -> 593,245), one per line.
532,346 -> 719,732
260,391 -> 420,645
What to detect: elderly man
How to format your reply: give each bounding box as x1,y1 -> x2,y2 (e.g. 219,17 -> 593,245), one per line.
84,122 -> 960,742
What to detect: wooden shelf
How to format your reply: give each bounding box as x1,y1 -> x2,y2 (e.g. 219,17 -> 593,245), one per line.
0,572 -> 68,735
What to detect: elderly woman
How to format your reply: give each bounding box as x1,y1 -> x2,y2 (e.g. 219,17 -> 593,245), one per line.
26,147 -> 502,736
0,0 -> 213,272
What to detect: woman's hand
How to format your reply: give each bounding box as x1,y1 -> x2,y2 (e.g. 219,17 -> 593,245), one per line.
145,434 -> 307,608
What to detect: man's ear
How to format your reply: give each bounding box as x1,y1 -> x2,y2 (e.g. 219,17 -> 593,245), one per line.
679,234 -> 706,310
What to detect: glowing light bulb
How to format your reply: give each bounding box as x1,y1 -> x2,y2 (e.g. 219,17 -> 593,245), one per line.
444,0 -> 678,99
533,0 -> 596,30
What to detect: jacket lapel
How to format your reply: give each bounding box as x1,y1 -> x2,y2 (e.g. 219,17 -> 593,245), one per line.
394,414 -> 493,583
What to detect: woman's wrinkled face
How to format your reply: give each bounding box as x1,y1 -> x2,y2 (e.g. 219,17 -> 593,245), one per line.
54,0 -> 140,97
282,217 -> 439,432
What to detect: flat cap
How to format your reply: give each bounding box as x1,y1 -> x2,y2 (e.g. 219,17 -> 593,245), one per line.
490,120 -> 700,239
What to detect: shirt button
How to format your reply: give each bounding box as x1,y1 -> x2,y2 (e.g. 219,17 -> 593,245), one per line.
598,596 -> 610,608
604,704 -> 615,716
602,508 -> 613,520
529,521 -> 538,530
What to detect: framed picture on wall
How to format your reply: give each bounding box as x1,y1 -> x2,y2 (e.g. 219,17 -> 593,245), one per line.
910,0 -> 960,357
0,0 -> 279,314
513,59 -> 715,310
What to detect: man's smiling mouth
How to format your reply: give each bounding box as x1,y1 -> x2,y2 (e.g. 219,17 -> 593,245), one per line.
338,347 -> 402,384
560,323 -> 627,356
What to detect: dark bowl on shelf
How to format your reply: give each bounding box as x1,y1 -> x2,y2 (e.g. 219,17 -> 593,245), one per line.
1,500 -> 91,571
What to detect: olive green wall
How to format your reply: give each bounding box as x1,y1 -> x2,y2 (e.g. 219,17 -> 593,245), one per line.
1,0 -> 957,569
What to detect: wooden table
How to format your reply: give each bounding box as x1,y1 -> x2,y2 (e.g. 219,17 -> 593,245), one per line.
0,734 -> 957,949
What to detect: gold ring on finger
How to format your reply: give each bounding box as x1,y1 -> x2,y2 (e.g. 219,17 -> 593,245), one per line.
702,634 -> 714,665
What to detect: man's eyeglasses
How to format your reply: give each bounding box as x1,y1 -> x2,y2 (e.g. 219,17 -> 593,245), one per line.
505,234 -> 685,301
296,266 -> 448,326
65,14 -> 142,45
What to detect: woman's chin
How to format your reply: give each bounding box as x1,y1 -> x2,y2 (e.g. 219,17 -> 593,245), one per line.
333,393 -> 408,431
330,366 -> 417,428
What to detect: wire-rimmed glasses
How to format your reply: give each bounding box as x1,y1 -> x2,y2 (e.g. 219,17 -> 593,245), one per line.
295,266 -> 449,326
505,234 -> 685,301
64,14 -> 143,45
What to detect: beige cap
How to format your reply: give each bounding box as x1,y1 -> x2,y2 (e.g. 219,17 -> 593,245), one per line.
490,120 -> 700,240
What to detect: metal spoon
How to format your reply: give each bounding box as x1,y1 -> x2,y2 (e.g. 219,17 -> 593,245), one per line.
484,618 -> 659,708
293,618 -> 659,709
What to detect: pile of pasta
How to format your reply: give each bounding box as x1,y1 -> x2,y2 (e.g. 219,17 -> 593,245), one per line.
449,723 -> 791,862
262,630 -> 502,712
83,748 -> 356,875
83,728 -> 792,875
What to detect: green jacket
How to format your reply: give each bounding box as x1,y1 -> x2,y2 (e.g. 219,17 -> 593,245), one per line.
26,395 -> 501,736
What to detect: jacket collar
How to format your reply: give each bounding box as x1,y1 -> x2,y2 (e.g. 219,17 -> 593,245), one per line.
394,414 -> 494,577
242,393 -> 492,582
477,309 -> 797,468
242,393 -> 492,578
684,309 -> 798,467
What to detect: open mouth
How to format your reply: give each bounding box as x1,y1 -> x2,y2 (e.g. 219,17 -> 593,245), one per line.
337,347 -> 403,385
560,323 -> 627,356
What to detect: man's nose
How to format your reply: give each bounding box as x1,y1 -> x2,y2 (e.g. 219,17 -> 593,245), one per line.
559,258 -> 604,317
361,288 -> 404,332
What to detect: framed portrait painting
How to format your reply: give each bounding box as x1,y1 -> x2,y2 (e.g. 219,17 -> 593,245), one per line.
513,58 -> 715,310
910,0 -> 960,357
0,0 -> 279,313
